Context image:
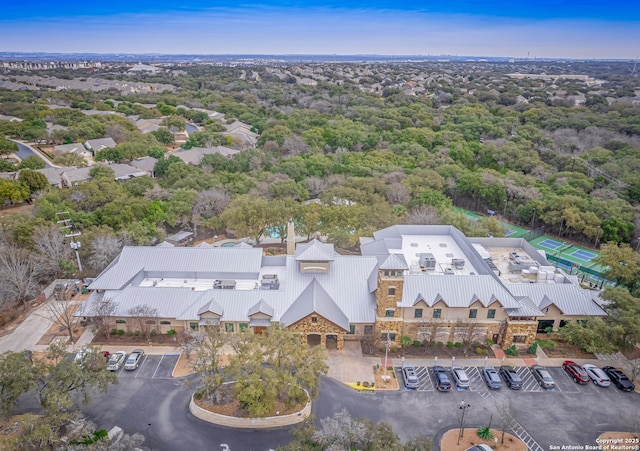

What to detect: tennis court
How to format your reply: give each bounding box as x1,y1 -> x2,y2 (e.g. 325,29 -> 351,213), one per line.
570,249 -> 597,261
538,238 -> 563,250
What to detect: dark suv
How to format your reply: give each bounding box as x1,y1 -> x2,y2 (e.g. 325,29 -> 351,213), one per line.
432,366 -> 452,392
499,366 -> 522,390
603,367 -> 635,392
482,366 -> 502,389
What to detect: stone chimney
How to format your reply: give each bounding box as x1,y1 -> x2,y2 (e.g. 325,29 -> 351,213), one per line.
286,220 -> 295,255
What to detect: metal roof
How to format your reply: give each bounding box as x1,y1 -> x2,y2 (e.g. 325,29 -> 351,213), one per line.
88,246 -> 263,290
508,283 -> 607,316
197,299 -> 223,316
507,296 -> 545,317
248,299 -> 274,317
401,275 -> 521,308
379,253 -> 409,270
280,278 -> 349,331
294,239 -> 335,261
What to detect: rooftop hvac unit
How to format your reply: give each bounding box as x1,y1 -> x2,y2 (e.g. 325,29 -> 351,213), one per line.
444,267 -> 455,275
451,258 -> 465,269
260,274 -> 280,290
418,253 -> 436,270
213,279 -> 236,290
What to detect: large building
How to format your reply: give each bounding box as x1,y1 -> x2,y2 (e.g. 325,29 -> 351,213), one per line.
79,225 -> 606,350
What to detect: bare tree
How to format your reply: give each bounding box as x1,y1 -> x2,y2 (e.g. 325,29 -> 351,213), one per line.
454,321 -> 485,352
32,224 -> 74,276
305,177 -> 326,198
386,182 -> 410,205
629,359 -> 640,383
45,297 -> 79,342
192,188 -> 230,219
494,399 -> 517,445
405,205 -> 441,225
283,135 -> 311,156
88,235 -> 123,271
89,297 -> 117,341
312,409 -> 370,450
0,242 -> 44,310
127,304 -> 159,340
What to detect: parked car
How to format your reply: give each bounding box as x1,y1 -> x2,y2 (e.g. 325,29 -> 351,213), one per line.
74,348 -> 90,363
107,351 -> 127,371
432,366 -> 452,392
465,446 -> 493,451
583,364 -> 610,387
531,365 -> 556,389
562,360 -> 589,384
499,366 -> 522,390
124,349 -> 145,371
603,366 -> 635,392
482,366 -> 502,389
451,366 -> 470,389
401,363 -> 419,389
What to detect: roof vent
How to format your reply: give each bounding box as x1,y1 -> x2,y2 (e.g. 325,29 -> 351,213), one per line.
410,243 -> 418,247
439,243 -> 447,248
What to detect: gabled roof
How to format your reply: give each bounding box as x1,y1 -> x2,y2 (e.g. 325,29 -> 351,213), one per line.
379,253 -> 409,270
129,156 -> 157,173
508,283 -> 607,316
280,278 -> 349,331
54,143 -> 88,155
85,137 -> 116,151
197,299 -> 223,316
401,275 -> 520,308
508,296 -> 545,317
109,163 -> 147,180
248,299 -> 274,317
294,239 -> 335,261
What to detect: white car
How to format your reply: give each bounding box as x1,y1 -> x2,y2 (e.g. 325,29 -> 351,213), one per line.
107,351 -> 127,371
583,364 -> 611,387
74,348 -> 90,363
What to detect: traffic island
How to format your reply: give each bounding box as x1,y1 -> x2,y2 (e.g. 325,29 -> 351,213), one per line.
440,427 -> 527,451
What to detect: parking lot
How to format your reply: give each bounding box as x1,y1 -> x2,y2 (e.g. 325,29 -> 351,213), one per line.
116,354 -> 180,379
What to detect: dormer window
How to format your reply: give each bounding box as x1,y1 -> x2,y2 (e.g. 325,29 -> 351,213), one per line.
311,316 -> 318,323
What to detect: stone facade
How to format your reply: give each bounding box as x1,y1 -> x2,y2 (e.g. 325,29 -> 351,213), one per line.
502,321 -> 538,347
289,313 -> 345,350
374,271 -> 405,347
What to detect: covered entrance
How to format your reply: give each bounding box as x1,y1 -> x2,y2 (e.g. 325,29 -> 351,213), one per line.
326,334 -> 338,350
307,334 -> 321,346
253,326 -> 267,335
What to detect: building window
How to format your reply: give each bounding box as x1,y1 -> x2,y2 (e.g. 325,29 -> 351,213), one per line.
381,333 -> 397,342
364,325 -> 373,335
433,309 -> 441,318
225,323 -> 234,333
239,323 -> 248,332
145,320 -> 156,325
388,287 -> 396,296
513,335 -> 526,343
487,309 -> 496,319
414,308 -> 423,318
385,309 -> 395,317
396,270 -> 403,276
115,319 -> 126,324
189,322 -> 199,331
383,270 -> 390,276
311,316 -> 318,323
469,309 -> 477,319
160,320 -> 171,325
348,325 -> 356,335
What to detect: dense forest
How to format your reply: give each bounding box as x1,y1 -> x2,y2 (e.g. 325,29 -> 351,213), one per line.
1,60 -> 640,307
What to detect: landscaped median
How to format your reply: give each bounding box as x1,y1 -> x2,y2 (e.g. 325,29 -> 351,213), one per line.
189,393 -> 311,429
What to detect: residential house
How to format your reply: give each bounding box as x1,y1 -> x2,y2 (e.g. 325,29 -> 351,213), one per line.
129,157 -> 158,178
85,137 -> 117,154
171,146 -> 240,165
224,120 -> 259,149
53,143 -> 92,161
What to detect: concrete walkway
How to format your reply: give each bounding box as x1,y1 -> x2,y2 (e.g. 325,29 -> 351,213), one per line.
326,340 -> 375,383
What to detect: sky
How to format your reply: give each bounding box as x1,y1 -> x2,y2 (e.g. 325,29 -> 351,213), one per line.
1,1 -> 639,58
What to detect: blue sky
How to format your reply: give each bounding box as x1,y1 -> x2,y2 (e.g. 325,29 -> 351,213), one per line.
2,1 -> 639,58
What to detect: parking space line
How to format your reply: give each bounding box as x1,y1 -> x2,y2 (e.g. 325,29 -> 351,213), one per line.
415,366 -> 434,391
134,355 -> 149,379
152,355 -> 165,379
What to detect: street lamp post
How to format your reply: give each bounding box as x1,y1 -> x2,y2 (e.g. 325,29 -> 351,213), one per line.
146,424 -> 153,451
458,400 -> 471,445
531,208 -> 536,228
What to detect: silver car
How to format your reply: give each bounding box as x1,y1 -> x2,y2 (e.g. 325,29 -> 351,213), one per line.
451,366 -> 470,389
401,364 -> 419,389
583,364 -> 611,387
124,349 -> 144,371
107,351 -> 127,371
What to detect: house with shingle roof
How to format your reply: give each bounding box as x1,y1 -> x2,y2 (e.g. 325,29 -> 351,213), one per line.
77,224 -> 606,351
53,143 -> 92,159
85,137 -> 116,153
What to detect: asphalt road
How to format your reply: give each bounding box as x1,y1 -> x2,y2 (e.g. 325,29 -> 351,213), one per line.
11,140 -> 53,168
16,361 -> 640,451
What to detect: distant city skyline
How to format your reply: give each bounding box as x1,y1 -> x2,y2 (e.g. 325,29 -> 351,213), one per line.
2,1 -> 639,59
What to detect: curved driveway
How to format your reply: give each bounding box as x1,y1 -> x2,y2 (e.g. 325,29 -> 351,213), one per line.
8,139 -> 55,168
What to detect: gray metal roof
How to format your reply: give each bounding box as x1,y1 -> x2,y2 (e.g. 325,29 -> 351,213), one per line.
379,254 -> 409,270
401,275 -> 521,308
507,283 -> 607,316
294,239 -> 335,261
88,246 -> 263,290
197,299 -> 224,316
507,296 -> 545,317
280,278 -> 349,331
248,299 -> 274,317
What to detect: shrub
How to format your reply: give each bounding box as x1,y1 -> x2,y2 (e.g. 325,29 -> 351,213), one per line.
477,426 -> 493,440
537,339 -> 555,349
413,340 -> 422,347
150,330 -> 157,338
506,344 -> 518,356
110,328 -> 118,336
167,329 -> 177,337
528,341 -> 538,355
475,347 -> 488,355
486,338 -> 494,346
390,347 -> 397,353
436,341 -> 444,347
400,335 -> 412,348
117,329 -> 125,336
454,342 -> 462,348
446,341 -> 454,349
544,326 -> 554,334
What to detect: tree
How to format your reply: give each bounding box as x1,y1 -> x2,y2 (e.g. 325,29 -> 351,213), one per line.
88,297 -> 117,341
89,165 -> 115,180
18,155 -> 46,170
595,242 -> 640,289
44,296 -> 79,342
189,326 -> 226,404
0,241 -> 44,309
53,152 -> 88,167
219,194 -> 272,243
600,287 -> 640,350
0,351 -> 37,418
88,234 -> 123,271
32,223 -> 74,276
127,304 -> 159,340
558,318 -> 617,354
151,127 -> 175,145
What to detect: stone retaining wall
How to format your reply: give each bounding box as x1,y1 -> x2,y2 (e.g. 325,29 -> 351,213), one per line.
189,394 -> 311,429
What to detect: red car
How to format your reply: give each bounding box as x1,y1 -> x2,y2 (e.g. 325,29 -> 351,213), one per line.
562,360 -> 589,384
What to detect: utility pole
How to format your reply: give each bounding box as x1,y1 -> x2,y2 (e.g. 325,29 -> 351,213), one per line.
458,400 -> 471,444
56,212 -> 82,272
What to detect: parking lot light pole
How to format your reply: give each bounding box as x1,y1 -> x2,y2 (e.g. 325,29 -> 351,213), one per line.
146,423 -> 153,451
458,401 -> 471,445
